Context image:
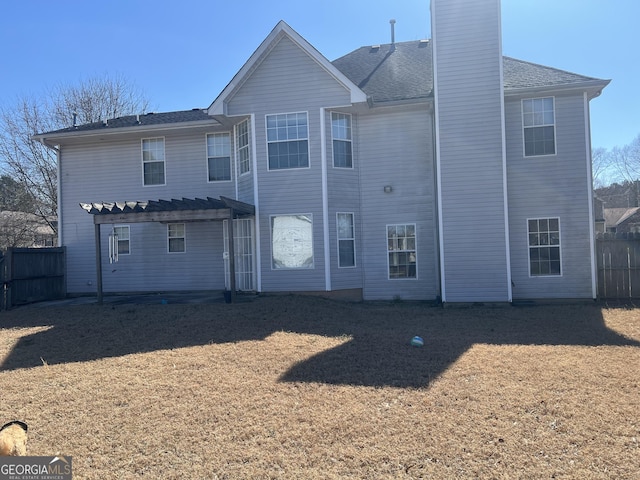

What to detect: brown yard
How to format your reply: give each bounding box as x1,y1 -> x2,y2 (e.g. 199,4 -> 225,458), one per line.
1,295 -> 639,479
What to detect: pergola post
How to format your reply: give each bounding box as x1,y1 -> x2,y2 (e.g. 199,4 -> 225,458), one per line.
94,222 -> 103,304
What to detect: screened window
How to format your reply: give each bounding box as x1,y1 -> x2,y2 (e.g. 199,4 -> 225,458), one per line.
236,119 -> 250,175
142,138 -> 165,185
168,223 -> 186,253
271,214 -> 313,269
523,97 -> 556,156
528,218 -> 561,276
332,112 -> 352,168
387,224 -> 417,279
207,133 -> 231,182
337,213 -> 355,268
266,113 -> 309,170
113,225 -> 130,255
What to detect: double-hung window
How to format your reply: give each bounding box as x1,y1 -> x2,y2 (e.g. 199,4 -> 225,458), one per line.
113,225 -> 130,255
168,223 -> 186,253
387,224 -> 417,279
142,138 -> 165,185
236,119 -> 250,175
528,218 -> 561,276
523,97 -> 556,156
207,133 -> 231,182
337,213 -> 355,267
266,113 -> 309,170
331,113 -> 352,168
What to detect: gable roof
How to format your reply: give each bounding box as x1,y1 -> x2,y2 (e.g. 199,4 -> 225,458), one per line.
604,207 -> 640,228
208,20 -> 367,115
332,40 -> 610,104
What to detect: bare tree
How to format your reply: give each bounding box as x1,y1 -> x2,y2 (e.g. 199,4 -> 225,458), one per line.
612,133 -> 640,184
0,74 -> 150,234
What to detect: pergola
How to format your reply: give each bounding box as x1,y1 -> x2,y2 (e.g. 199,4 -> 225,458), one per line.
80,196 -> 255,303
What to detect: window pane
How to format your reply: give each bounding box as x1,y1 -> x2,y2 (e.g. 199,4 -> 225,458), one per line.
339,239 -> 355,267
144,161 -> 165,185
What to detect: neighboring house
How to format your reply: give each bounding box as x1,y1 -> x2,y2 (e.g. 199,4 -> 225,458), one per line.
594,197 -> 606,234
33,0 -> 609,303
603,207 -> 640,234
0,211 -> 57,250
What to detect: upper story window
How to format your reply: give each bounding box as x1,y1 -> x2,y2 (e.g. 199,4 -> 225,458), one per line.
142,138 -> 165,185
266,112 -> 309,170
522,97 -> 556,157
528,218 -> 561,276
331,113 -> 353,168
236,119 -> 250,175
207,133 -> 231,182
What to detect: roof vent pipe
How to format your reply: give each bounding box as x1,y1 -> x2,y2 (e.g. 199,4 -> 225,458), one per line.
390,19 -> 396,44
72,112 -> 78,128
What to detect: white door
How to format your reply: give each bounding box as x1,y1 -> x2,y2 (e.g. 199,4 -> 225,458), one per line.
223,218 -> 256,291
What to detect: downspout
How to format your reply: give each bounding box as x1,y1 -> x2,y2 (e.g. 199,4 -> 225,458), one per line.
584,92 -> 598,299
430,104 -> 442,303
320,107 -> 331,291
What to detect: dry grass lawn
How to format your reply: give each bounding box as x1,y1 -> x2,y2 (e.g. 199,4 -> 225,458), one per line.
1,295 -> 639,479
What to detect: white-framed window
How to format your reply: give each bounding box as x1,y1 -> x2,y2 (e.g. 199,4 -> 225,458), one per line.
387,224 -> 417,279
142,137 -> 165,185
522,97 -> 556,156
236,119 -> 250,175
270,214 -> 313,269
266,112 -> 309,170
528,218 -> 561,276
206,132 -> 232,182
113,225 -> 130,255
337,212 -> 355,268
331,112 -> 352,168
168,223 -> 186,253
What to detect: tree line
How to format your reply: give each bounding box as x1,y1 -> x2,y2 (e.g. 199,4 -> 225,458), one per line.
0,75 -> 149,250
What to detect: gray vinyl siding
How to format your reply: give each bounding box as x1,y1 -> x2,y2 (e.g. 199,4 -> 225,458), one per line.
432,0 -> 510,302
506,94 -> 593,299
327,111 -> 362,291
226,35 -> 353,293
60,130 -> 236,294
358,105 -> 438,301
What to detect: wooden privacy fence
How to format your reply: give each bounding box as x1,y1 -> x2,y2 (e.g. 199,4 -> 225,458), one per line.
596,233 -> 640,299
1,247 -> 66,309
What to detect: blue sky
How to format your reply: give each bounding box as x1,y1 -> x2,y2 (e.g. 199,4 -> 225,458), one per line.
1,0 -> 637,150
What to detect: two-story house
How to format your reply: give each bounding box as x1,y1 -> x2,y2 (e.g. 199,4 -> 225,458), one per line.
34,0 -> 609,304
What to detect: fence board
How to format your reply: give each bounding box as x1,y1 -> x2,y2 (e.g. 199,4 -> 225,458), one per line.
1,247 -> 66,308
596,233 -> 640,299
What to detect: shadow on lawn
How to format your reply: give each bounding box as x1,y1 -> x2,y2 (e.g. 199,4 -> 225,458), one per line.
1,297 -> 639,388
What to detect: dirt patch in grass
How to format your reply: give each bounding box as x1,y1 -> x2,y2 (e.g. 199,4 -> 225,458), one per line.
1,296 -> 639,479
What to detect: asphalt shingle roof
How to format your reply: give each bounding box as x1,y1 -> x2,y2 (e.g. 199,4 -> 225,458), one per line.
45,109 -> 214,135
332,40 -> 605,103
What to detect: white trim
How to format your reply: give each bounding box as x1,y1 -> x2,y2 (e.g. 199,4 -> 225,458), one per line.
208,21 -> 367,115
584,92 -> 598,299
526,217 -> 562,277
56,148 -> 62,247
431,0 -> 446,301
320,108 -> 331,290
167,223 -> 186,254
141,136 -> 166,187
386,223 -> 418,280
205,132 -> 233,183
336,212 -> 356,269
521,97 -> 557,158
265,111 -> 311,171
497,1 -> 513,302
250,114 -> 262,291
113,225 -> 131,255
330,112 -> 354,169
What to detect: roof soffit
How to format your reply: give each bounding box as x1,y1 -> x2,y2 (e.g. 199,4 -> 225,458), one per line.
208,21 -> 367,116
